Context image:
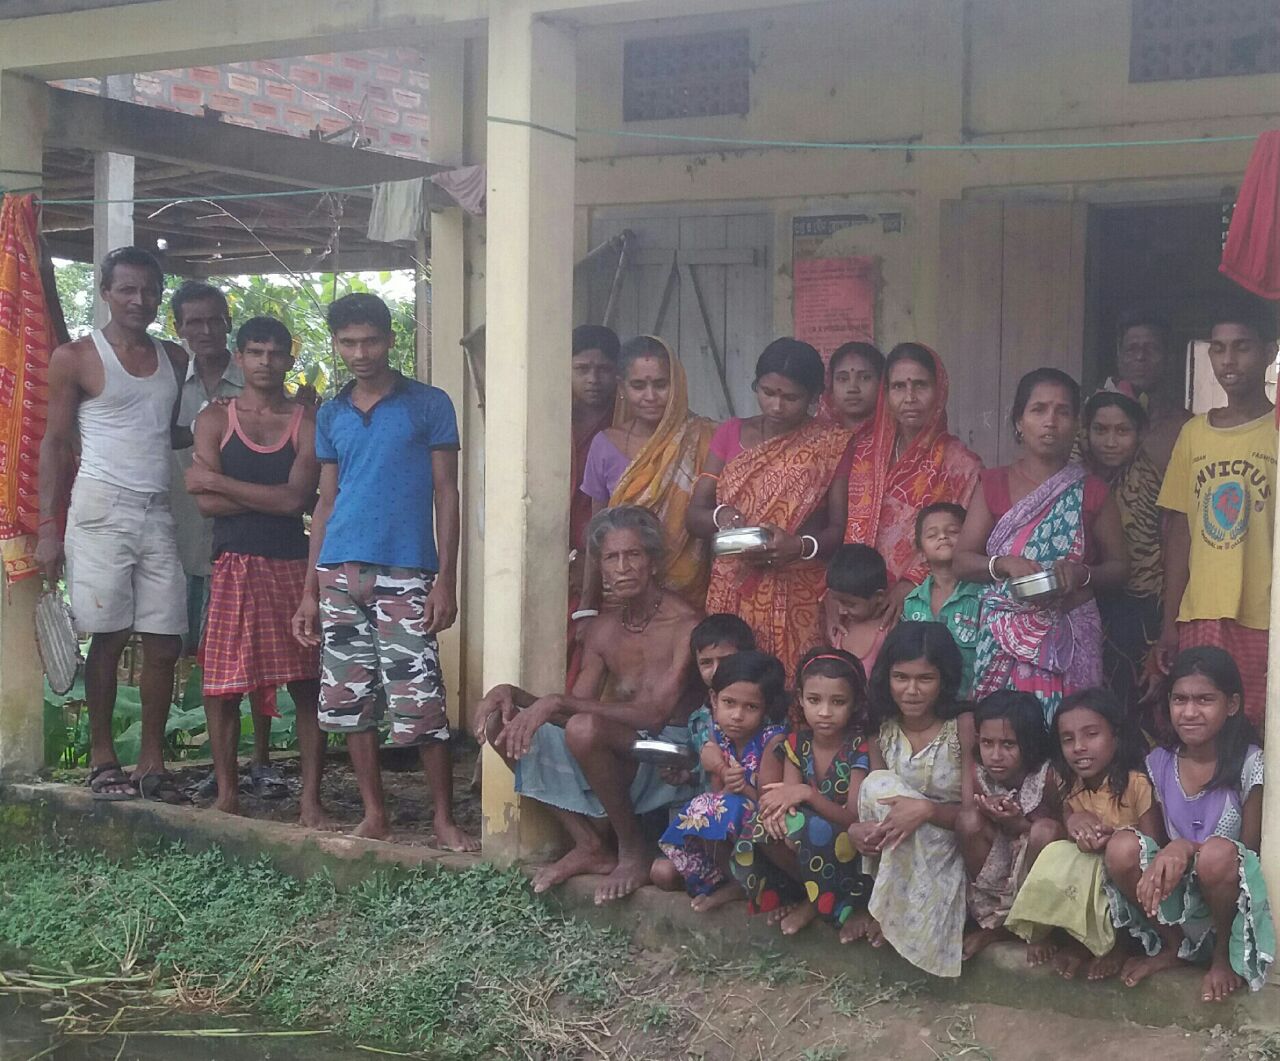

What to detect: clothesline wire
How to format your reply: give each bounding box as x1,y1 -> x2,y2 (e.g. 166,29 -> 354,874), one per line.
0,127 -> 1261,208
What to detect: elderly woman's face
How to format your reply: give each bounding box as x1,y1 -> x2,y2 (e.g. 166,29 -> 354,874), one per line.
598,527 -> 656,602
886,358 -> 936,435
1087,405 -> 1140,469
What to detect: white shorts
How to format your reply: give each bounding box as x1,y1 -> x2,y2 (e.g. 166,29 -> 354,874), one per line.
64,476 -> 188,636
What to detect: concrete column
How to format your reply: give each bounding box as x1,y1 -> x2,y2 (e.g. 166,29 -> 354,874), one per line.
0,71 -> 49,780
425,40 -> 471,730
481,4 -> 576,862
92,151 -> 135,326
1260,416 -> 1280,939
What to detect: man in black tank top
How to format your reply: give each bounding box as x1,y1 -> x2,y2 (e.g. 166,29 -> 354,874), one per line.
184,317 -> 328,825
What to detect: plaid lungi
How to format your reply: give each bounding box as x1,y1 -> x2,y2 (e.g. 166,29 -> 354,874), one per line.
1178,618 -> 1269,734
199,552 -> 319,698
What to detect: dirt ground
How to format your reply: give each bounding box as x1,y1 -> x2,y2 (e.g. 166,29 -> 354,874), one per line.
609,951 -> 1252,1061
165,742 -> 484,845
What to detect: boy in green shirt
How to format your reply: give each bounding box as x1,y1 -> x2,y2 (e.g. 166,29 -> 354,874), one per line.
901,502 -> 981,695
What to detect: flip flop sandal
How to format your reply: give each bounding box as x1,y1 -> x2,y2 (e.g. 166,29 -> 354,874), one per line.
136,772 -> 190,805
249,764 -> 289,800
88,763 -> 138,802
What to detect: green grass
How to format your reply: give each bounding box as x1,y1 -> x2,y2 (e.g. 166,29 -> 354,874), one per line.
0,840 -> 632,1058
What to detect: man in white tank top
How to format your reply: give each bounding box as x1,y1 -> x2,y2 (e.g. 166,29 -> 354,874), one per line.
36,246 -> 189,802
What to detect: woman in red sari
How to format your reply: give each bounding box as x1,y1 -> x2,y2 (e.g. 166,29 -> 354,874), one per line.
688,338 -> 856,677
846,343 -> 983,615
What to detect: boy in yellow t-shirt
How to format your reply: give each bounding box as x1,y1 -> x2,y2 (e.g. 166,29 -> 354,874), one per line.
1155,308 -> 1278,733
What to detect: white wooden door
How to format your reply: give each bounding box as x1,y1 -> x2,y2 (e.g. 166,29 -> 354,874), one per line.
584,211 -> 773,421
939,200 -> 1088,466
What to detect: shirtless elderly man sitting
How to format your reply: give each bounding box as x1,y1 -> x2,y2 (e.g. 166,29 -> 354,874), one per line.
475,505 -> 702,904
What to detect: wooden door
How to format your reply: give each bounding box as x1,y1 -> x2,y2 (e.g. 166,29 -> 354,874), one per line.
584,211 -> 772,420
939,200 -> 1088,466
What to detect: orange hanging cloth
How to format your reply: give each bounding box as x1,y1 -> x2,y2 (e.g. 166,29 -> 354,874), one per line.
1220,131 -> 1280,299
0,194 -> 56,583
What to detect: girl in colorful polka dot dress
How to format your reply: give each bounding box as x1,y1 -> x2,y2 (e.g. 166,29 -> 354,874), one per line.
732,648 -> 880,937
655,650 -> 789,912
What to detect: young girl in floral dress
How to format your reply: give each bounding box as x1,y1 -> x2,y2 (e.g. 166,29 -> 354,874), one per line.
654,650 -> 788,912
734,648 -> 879,937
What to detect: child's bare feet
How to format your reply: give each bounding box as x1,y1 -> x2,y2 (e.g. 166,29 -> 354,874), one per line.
962,926 -> 1011,960
212,795 -> 241,817
434,819 -> 480,852
1120,948 -> 1182,988
779,903 -> 819,936
1201,954 -> 1245,1002
351,816 -> 392,841
531,842 -> 616,894
690,884 -> 742,913
1087,941 -> 1127,981
298,803 -> 338,830
766,903 -> 799,926
1026,937 -> 1058,966
595,846 -> 650,905
1052,938 -> 1090,979
839,910 -> 877,945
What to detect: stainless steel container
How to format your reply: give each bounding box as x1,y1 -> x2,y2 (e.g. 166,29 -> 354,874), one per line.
1009,568 -> 1061,600
712,525 -> 771,556
631,738 -> 696,767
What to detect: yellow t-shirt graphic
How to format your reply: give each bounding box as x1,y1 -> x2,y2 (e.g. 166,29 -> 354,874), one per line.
1157,411 -> 1278,630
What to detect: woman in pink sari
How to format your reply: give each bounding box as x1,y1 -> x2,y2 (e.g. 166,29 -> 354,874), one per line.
845,343 -> 983,614
955,369 -> 1130,721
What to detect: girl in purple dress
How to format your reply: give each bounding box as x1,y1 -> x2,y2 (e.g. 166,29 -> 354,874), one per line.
1105,647 -> 1275,1002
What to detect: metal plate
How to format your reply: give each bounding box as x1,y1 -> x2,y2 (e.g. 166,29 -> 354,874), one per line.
35,590 -> 81,696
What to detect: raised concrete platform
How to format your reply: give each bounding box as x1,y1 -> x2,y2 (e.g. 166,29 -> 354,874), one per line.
1,780 -> 1275,1033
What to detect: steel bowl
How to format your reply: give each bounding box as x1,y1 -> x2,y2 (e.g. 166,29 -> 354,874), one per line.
712,525 -> 771,556
631,738 -> 697,768
1009,568 -> 1060,601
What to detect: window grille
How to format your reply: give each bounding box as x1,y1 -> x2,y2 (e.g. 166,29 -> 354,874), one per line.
623,30 -> 750,122
1131,0 -> 1280,82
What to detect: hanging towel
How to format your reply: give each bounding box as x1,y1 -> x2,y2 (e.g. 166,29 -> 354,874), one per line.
431,164 -> 486,216
0,194 -> 56,583
367,178 -> 425,244
1220,131 -> 1280,299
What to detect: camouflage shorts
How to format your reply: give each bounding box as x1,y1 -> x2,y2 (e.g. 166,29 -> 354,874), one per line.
317,563 -> 450,745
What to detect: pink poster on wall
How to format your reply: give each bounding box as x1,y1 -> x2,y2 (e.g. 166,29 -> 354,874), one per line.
793,256 -> 877,362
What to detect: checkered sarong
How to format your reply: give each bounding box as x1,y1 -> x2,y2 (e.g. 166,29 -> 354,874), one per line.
199,552 -> 319,697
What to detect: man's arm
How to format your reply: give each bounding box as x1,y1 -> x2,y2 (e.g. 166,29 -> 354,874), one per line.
188,409 -> 319,517
425,448 -> 459,634
35,344 -> 81,584
164,341 -> 191,450
292,461 -> 338,647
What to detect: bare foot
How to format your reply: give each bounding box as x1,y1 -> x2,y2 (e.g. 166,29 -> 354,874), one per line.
594,854 -> 650,905
211,795 -> 241,817
1087,941 -> 1127,981
531,844 -> 616,894
765,902 -> 798,925
1052,938 -> 1090,979
690,884 -> 743,913
1201,954 -> 1245,1002
839,910 -> 877,945
1120,948 -> 1183,988
298,804 -> 338,830
963,926 -> 1012,960
779,902 -> 820,936
866,915 -> 885,947
351,816 -> 392,841
1026,938 -> 1058,966
434,819 -> 480,853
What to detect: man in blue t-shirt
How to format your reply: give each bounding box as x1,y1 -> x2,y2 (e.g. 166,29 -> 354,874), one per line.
292,293 -> 477,851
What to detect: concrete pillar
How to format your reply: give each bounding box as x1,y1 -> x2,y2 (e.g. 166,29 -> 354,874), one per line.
92,151 -> 135,326
1260,416 -> 1280,943
0,71 -> 49,780
481,4 -> 576,862
425,40 -> 471,731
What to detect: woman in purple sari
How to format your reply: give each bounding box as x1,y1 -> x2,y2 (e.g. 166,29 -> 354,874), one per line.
955,370 -> 1129,721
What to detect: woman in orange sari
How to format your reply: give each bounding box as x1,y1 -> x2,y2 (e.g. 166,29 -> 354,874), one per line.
846,343 -> 983,616
578,336 -> 717,611
688,339 -> 856,676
